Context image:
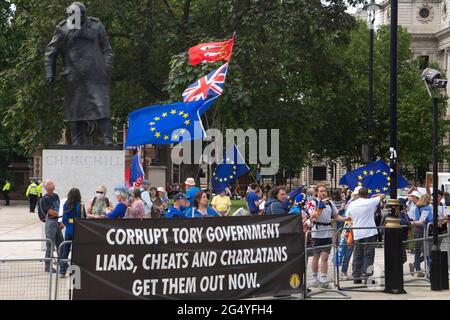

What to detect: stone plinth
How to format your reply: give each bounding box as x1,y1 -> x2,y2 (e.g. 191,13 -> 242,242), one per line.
42,147 -> 125,206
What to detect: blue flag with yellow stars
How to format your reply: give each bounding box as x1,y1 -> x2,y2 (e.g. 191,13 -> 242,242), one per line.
125,97 -> 217,148
212,145 -> 250,194
283,186 -> 305,210
339,160 -> 409,195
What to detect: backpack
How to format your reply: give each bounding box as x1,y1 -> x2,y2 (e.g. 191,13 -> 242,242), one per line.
37,196 -> 47,222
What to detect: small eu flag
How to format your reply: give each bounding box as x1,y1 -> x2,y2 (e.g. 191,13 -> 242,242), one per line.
212,145 -> 250,194
125,97 -> 217,148
339,160 -> 409,194
283,186 -> 305,210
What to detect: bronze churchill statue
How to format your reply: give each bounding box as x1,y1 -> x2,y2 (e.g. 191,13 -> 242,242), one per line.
45,2 -> 114,145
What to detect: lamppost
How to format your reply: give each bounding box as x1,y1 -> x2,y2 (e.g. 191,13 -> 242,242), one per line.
384,0 -> 406,294
421,67 -> 448,291
364,0 -> 380,163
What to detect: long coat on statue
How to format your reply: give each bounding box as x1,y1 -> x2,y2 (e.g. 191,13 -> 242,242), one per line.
44,17 -> 113,122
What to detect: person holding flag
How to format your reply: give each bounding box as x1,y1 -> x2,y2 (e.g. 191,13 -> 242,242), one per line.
264,186 -> 288,215
310,183 -> 350,288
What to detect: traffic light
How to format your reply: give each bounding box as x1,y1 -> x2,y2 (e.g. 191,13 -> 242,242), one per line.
328,165 -> 334,178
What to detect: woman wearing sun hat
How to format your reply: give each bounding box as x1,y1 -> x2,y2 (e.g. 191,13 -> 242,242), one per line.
102,185 -> 130,219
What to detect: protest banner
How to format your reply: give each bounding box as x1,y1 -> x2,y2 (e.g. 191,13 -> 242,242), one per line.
71,215 -> 304,300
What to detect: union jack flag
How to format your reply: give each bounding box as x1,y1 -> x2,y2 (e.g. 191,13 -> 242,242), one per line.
182,63 -> 228,102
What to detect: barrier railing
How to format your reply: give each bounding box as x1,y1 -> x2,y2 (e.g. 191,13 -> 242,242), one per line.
1,222 -> 446,300
303,228 -> 349,299
54,240 -> 73,300
403,222 -> 449,286
334,226 -> 385,292
0,239 -> 54,300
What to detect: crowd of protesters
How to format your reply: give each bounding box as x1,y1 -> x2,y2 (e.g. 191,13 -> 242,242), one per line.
34,176 -> 449,285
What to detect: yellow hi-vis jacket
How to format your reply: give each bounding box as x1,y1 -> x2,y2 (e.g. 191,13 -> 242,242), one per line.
37,183 -> 43,197
2,182 -> 10,192
26,183 -> 38,197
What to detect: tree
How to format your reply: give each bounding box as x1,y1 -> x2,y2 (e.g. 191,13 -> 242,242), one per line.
0,0 -> 27,176
304,20 -> 449,182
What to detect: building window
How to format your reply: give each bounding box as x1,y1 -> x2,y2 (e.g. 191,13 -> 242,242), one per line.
312,166 -> 327,181
417,4 -> 434,23
420,8 -> 430,18
419,55 -> 429,70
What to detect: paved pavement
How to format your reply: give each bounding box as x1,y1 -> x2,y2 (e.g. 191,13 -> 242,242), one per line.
0,203 -> 449,300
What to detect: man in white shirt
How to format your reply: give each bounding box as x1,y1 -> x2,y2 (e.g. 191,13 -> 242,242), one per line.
407,190 -> 421,220
346,187 -> 385,284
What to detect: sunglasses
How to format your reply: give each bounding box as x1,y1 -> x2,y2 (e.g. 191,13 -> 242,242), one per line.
96,191 -> 104,194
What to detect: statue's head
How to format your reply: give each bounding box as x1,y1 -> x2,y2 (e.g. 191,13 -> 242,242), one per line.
66,2 -> 87,27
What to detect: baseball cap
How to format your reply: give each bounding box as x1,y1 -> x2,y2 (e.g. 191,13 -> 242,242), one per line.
142,179 -> 151,186
352,186 -> 362,195
173,193 -> 187,201
157,187 -> 165,193
410,191 -> 421,199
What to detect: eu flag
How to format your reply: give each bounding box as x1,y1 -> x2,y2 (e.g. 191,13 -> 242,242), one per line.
212,145 -> 250,194
283,186 -> 305,210
125,97 -> 217,148
339,160 -> 409,195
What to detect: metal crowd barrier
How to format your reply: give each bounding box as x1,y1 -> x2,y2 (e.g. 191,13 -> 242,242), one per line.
54,240 -> 73,300
0,239 -> 55,300
303,228 -> 349,299
403,222 -> 449,287
333,226 -> 386,293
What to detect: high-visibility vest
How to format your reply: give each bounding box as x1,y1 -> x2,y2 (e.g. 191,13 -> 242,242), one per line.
37,183 -> 43,197
26,183 -> 38,197
2,182 -> 10,192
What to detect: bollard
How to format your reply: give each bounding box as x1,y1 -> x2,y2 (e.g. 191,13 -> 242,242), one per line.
383,204 -> 406,294
441,251 -> 449,290
430,249 -> 442,290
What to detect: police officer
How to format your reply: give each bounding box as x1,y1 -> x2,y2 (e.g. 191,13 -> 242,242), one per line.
26,180 -> 39,213
2,178 -> 11,206
36,180 -> 43,198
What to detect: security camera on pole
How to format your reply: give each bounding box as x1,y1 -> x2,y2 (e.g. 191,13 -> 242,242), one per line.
421,67 -> 449,291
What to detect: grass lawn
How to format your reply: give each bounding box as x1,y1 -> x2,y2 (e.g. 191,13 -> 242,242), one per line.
230,199 -> 247,213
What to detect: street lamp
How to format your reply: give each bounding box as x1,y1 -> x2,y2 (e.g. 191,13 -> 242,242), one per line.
421,67 -> 448,291
363,0 -> 381,163
384,0 -> 406,294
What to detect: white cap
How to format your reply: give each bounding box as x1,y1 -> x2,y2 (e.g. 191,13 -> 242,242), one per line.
410,191 -> 421,199
157,187 -> 165,192
352,186 -> 362,195
184,177 -> 196,186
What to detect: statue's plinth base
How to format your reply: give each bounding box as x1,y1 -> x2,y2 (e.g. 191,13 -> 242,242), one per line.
48,144 -> 122,150
42,147 -> 125,205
